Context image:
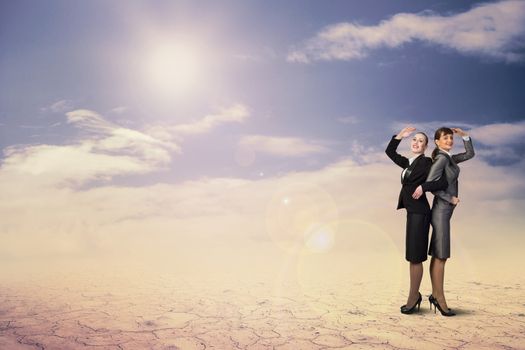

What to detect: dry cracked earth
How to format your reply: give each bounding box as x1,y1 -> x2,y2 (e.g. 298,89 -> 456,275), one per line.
1,271 -> 524,350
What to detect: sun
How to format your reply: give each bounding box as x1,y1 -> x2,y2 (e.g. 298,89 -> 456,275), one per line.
144,40 -> 204,98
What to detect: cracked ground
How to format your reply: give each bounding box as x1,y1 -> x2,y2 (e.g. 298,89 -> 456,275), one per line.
1,262 -> 523,350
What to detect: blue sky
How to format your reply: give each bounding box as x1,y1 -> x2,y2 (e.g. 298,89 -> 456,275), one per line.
2,0 -> 525,182
1,1 -> 524,265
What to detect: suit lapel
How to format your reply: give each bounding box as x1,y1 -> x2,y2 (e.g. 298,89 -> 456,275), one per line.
402,154 -> 423,184
439,150 -> 457,167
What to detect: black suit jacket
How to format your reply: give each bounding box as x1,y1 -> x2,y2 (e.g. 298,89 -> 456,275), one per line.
385,136 -> 448,214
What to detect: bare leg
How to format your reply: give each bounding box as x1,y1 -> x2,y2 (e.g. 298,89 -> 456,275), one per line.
406,262 -> 423,306
430,256 -> 450,310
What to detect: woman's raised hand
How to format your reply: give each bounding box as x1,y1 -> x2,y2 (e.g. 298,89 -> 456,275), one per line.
395,126 -> 416,140
451,128 -> 468,137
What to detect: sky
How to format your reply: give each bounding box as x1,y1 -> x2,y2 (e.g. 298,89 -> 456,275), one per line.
1,0 -> 524,282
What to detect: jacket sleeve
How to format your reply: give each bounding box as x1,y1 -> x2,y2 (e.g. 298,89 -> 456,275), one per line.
452,137 -> 475,164
421,158 -> 448,192
424,155 -> 454,203
385,136 -> 409,169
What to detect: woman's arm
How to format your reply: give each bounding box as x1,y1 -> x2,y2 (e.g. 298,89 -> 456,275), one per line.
451,128 -> 475,163
385,126 -> 414,168
422,166 -> 448,193
412,158 -> 448,199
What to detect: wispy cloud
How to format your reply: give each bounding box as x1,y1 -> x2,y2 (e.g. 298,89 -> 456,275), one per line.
1,104 -> 252,189
41,99 -> 75,113
170,104 -> 249,135
239,135 -> 330,157
67,109 -> 181,161
66,109 -> 117,133
391,119 -> 525,146
469,120 -> 525,146
1,143 -> 155,187
109,106 -> 129,114
288,0 -> 525,63
391,121 -> 475,137
1,110 -> 180,188
391,119 -> 525,165
474,146 -> 522,163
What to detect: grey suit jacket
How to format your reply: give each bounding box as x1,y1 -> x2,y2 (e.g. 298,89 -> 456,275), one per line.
426,138 -> 475,207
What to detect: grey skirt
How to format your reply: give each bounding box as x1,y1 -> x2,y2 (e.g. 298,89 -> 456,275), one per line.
428,200 -> 456,259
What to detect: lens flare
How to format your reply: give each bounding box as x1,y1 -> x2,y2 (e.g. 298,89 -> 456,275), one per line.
304,224 -> 335,253
265,182 -> 339,254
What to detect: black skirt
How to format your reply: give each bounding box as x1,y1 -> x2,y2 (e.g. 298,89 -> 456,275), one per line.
406,212 -> 431,263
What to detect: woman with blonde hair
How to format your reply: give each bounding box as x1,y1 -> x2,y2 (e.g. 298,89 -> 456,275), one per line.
386,126 -> 448,314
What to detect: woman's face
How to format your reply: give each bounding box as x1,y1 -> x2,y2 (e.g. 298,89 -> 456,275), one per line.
435,132 -> 454,152
410,133 -> 427,154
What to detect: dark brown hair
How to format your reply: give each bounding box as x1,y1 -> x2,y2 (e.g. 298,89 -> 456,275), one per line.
431,127 -> 454,160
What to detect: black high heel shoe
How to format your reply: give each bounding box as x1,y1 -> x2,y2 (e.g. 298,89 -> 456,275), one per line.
429,294 -> 455,316
400,292 -> 422,314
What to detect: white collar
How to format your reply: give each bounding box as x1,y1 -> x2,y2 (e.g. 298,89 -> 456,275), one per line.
409,153 -> 424,163
439,148 -> 451,156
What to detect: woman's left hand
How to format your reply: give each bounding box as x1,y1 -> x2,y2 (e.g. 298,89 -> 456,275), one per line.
452,127 -> 468,137
412,185 -> 423,199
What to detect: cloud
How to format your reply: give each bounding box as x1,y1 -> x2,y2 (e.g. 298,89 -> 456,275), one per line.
474,146 -> 522,163
67,109 -> 180,161
288,0 -> 525,63
0,104 -> 250,190
1,143 -> 154,187
1,110 -> 524,277
469,120 -> 525,146
1,109 -> 180,188
170,104 -> 249,135
391,121 -> 475,137
390,119 -> 525,166
391,120 -> 525,146
348,140 -> 386,165
109,106 -> 129,114
1,145 -> 523,266
41,99 -> 75,113
2,107 -> 525,281
66,109 -> 117,133
239,135 -> 330,157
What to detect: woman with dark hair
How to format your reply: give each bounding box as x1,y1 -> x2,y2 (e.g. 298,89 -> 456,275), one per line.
412,127 -> 474,316
385,126 -> 448,314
